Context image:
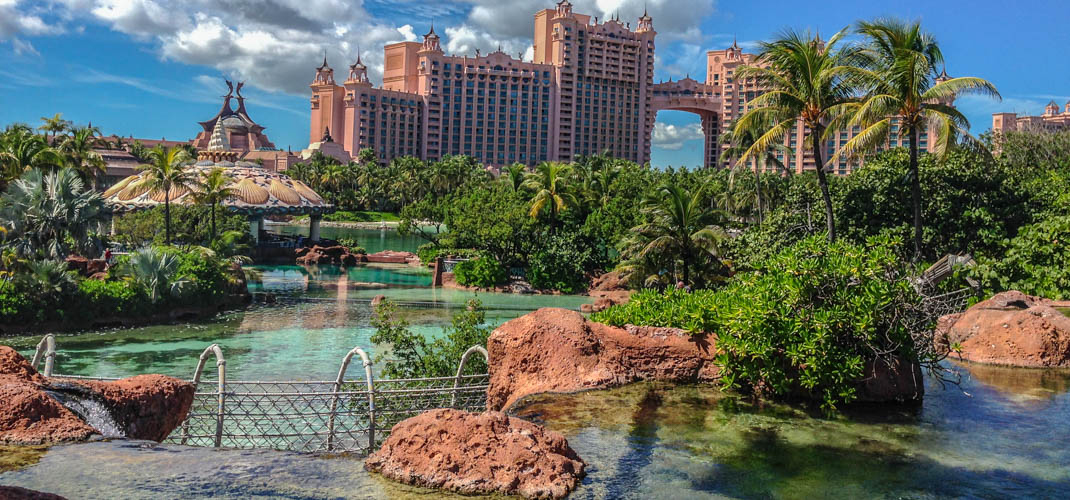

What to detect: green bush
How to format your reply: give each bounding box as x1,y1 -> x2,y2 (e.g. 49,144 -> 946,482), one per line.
453,256 -> 507,288
596,235 -> 934,412
370,299 -> 492,379
336,237 -> 366,254
592,288 -> 717,334
528,229 -> 606,293
173,249 -> 229,306
76,279 -> 152,318
0,288 -> 34,324
976,215 -> 1070,299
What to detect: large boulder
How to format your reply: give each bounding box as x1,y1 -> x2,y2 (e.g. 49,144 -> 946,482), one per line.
486,308 -> 718,411
0,346 -> 195,445
365,409 -> 585,499
937,290 -> 1070,367
0,486 -> 67,499
0,348 -> 96,445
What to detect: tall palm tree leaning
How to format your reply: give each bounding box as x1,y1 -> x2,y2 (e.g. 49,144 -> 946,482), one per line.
522,161 -> 577,223
732,28 -> 861,241
841,19 -> 1000,260
38,113 -> 70,146
136,145 -> 194,245
191,167 -> 234,242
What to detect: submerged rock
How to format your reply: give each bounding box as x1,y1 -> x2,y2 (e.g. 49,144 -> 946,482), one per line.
938,290 -> 1070,367
365,409 -> 585,499
486,308 -> 718,411
0,346 -> 195,445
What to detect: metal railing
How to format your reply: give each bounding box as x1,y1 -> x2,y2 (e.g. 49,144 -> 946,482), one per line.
30,338 -> 489,455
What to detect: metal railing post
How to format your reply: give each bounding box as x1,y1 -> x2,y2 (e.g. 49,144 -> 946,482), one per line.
31,334 -> 56,377
183,344 -> 225,447
327,347 -> 374,452
451,345 -> 489,408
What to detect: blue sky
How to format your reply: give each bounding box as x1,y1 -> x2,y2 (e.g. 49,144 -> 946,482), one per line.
1,0 -> 1067,167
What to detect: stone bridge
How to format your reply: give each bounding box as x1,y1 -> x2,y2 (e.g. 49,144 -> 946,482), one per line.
650,77 -> 723,168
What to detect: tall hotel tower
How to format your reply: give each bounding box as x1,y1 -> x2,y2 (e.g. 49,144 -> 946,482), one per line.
310,1 -> 655,168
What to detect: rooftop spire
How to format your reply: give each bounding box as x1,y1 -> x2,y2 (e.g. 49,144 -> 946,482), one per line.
317,49 -> 329,70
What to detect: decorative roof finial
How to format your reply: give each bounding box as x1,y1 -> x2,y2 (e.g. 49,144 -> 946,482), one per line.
321,126 -> 333,143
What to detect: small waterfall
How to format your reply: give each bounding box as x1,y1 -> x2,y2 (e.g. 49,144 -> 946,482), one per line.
44,386 -> 126,438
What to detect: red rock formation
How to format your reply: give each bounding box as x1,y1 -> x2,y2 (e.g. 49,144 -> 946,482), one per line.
937,290 -> 1070,367
486,308 -> 718,411
57,375 -> 196,442
582,271 -> 633,312
0,486 -> 67,499
365,409 -> 585,499
588,270 -> 628,292
0,346 -> 195,445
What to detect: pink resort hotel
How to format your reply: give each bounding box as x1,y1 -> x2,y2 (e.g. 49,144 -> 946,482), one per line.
307,1 -> 952,174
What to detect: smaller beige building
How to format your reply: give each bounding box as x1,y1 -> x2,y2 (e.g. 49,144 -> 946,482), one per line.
993,100 -> 1070,134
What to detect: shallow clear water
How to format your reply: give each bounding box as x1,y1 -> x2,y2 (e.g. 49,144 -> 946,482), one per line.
3,364 -> 1069,499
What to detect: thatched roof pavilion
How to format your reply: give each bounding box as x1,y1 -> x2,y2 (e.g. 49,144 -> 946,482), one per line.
103,117 -> 333,243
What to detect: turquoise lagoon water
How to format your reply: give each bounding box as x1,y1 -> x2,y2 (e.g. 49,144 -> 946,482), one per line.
2,263 -> 590,381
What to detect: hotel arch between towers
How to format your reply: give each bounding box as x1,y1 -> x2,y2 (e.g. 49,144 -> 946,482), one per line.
308,1 -> 951,173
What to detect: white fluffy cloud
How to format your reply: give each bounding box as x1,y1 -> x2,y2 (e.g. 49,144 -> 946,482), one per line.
0,0 -> 65,54
2,0 -> 719,96
466,0 -> 715,43
651,122 -> 704,150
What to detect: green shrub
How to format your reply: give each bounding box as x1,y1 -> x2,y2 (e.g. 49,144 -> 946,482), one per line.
0,287 -> 34,324
336,237 -> 366,254
173,249 -> 229,306
370,299 -> 492,379
596,235 -> 934,412
528,229 -> 606,293
976,215 -> 1070,299
454,256 -> 507,288
76,279 -> 152,318
592,288 -> 717,334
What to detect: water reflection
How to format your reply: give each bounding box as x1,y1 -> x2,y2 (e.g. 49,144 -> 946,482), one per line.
515,375 -> 1070,499
955,360 -> 1070,406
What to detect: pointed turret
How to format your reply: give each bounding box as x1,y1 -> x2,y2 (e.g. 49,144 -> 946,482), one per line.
421,21 -> 442,53
312,50 -> 335,86
346,50 -> 370,85
637,5 -> 654,33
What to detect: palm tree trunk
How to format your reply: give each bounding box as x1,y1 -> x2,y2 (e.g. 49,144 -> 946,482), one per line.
908,124 -> 923,261
164,194 -> 172,245
754,160 -> 764,226
210,203 -> 217,242
810,127 -> 836,241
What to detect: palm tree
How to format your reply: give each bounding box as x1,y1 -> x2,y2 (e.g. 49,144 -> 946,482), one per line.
119,247 -> 187,302
59,125 -> 107,189
502,163 -> 526,192
136,145 -> 194,245
0,168 -> 106,259
622,183 -> 727,288
732,28 -> 861,241
191,167 -> 235,241
586,152 -> 621,208
521,161 -> 577,221
720,124 -> 792,226
38,113 -> 70,146
0,127 -> 64,186
842,19 -> 1000,259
